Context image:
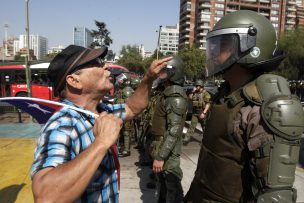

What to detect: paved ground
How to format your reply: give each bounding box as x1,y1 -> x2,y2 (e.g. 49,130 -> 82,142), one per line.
0,112 -> 304,203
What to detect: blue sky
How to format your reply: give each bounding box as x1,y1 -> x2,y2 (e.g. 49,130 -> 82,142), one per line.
0,0 -> 179,54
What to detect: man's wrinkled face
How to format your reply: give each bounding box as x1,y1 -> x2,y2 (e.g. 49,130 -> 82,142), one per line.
70,61 -> 113,94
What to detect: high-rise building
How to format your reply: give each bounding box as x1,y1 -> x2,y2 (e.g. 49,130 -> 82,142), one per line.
179,0 -> 302,50
158,24 -> 180,55
296,0 -> 304,6
18,34 -> 48,60
296,4 -> 304,26
73,26 -> 93,48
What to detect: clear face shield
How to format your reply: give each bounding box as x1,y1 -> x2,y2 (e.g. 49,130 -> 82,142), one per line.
205,27 -> 257,77
115,72 -> 130,87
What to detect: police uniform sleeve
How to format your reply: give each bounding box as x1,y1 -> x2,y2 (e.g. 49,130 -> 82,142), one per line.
156,96 -> 188,160
203,90 -> 211,104
242,74 -> 304,202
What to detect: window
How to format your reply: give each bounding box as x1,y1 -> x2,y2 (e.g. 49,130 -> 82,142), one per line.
215,3 -> 224,8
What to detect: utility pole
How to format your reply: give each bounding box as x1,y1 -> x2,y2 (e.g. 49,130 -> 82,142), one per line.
156,25 -> 162,60
4,24 -> 8,59
25,0 -> 32,97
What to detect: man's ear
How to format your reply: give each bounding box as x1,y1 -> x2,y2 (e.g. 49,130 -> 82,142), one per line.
66,74 -> 83,90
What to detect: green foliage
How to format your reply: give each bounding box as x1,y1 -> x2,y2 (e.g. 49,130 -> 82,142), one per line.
14,54 -> 26,62
115,44 -> 207,79
277,28 -> 304,79
117,45 -> 145,73
177,46 -> 206,80
90,20 -> 113,48
44,52 -> 58,61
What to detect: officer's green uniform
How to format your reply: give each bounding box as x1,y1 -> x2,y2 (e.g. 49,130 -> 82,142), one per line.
138,89 -> 162,150
115,86 -> 134,155
186,75 -> 304,202
184,87 -> 211,143
149,56 -> 188,203
150,85 -> 188,202
131,77 -> 141,144
184,10 -> 304,203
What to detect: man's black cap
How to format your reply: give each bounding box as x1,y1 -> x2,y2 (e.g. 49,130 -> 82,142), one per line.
48,45 -> 108,93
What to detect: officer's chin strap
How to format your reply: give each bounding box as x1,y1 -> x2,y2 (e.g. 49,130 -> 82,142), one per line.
212,81 -> 231,103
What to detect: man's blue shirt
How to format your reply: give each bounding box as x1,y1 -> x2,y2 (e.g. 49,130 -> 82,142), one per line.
31,99 -> 125,203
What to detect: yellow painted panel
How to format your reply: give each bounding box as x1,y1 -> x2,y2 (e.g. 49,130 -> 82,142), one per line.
0,138 -> 36,203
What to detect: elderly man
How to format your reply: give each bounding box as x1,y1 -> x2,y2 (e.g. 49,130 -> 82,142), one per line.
31,45 -> 171,203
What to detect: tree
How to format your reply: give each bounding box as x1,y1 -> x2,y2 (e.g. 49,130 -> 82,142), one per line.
177,45 -> 206,80
117,45 -> 145,73
44,52 -> 58,61
277,28 -> 304,79
90,20 -> 113,48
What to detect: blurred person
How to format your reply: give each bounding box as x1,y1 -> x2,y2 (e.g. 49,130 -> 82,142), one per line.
30,44 -> 172,203
114,84 -> 134,157
183,79 -> 211,145
184,10 -> 304,203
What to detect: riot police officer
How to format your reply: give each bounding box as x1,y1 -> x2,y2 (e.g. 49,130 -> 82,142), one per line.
183,79 -> 211,145
115,73 -> 134,157
184,10 -> 304,203
150,56 -> 188,203
131,76 -> 142,144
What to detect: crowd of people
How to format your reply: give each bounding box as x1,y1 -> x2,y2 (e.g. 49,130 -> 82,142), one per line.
289,80 -> 304,101
30,10 -> 304,203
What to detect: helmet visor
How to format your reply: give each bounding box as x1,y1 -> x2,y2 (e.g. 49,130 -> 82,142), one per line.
152,65 -> 177,88
205,26 -> 257,77
158,65 -> 176,80
206,34 -> 239,77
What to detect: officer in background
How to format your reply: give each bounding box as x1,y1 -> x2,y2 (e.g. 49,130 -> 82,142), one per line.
131,76 -> 142,144
150,56 -> 188,203
184,10 -> 304,203
115,73 -> 134,157
183,79 -> 211,145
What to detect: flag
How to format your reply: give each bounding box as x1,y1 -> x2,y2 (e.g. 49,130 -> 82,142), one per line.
0,97 -> 121,186
0,97 -> 97,124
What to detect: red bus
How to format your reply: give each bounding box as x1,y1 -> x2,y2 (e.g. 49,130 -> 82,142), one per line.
0,62 -> 130,99
0,63 -> 55,100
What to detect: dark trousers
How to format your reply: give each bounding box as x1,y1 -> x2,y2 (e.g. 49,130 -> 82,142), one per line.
157,172 -> 183,203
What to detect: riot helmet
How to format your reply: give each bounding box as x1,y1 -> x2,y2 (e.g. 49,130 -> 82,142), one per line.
131,77 -> 141,89
159,55 -> 185,85
206,10 -> 284,77
116,72 -> 131,88
195,79 -> 204,87
122,86 -> 134,99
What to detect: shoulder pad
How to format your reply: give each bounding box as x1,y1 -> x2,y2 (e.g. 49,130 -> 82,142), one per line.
163,85 -> 187,99
261,95 -> 304,140
243,74 -> 291,105
165,97 -> 188,116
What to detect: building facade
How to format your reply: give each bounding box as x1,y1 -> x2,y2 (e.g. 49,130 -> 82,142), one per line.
179,0 -> 303,50
48,45 -> 65,55
159,24 -> 179,55
18,34 -> 48,60
73,26 -> 94,48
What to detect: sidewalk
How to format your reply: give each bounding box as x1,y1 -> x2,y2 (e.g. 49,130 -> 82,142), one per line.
118,135 -> 199,203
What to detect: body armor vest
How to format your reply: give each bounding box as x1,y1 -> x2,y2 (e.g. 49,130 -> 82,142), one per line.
150,95 -> 166,137
191,74 -> 304,203
192,91 -> 205,114
194,89 -> 253,202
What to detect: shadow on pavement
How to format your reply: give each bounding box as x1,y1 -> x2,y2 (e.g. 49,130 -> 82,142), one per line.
135,147 -> 157,203
0,183 -> 26,203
